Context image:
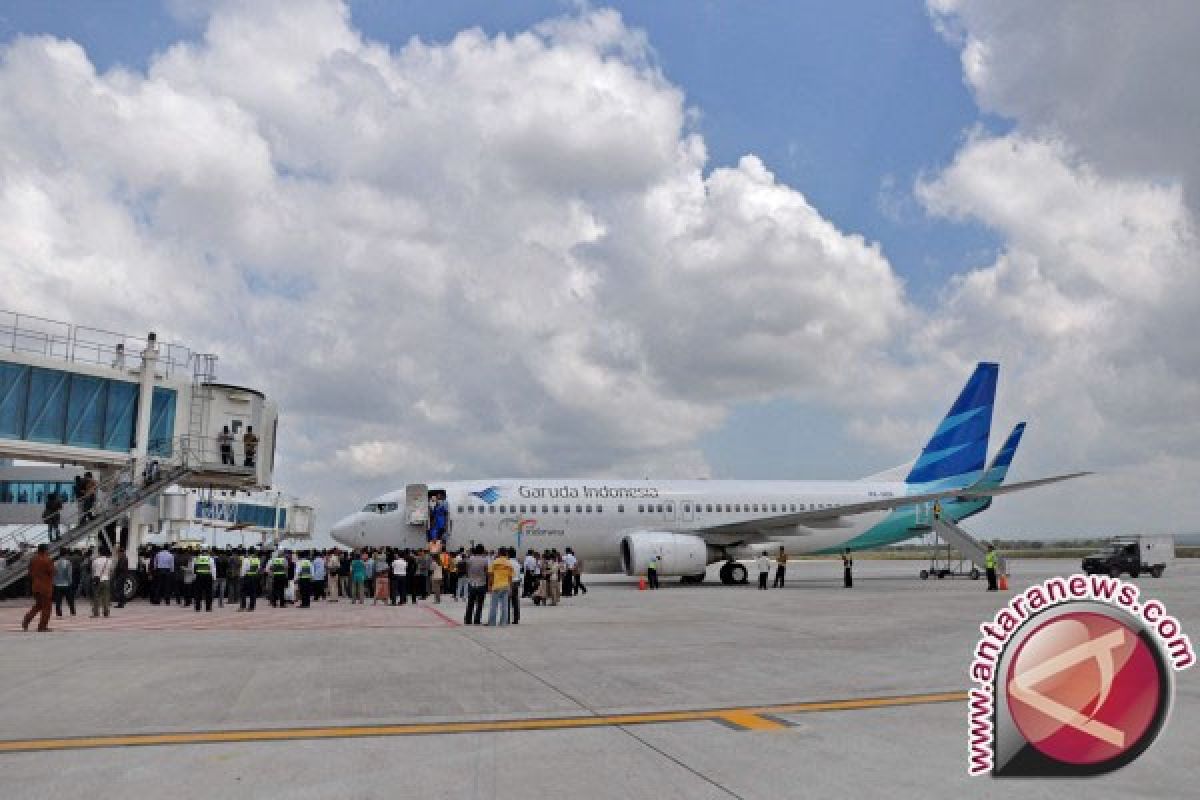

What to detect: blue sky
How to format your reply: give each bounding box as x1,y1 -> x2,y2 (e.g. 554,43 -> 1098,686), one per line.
0,0 -> 1003,480
0,0 -> 1001,303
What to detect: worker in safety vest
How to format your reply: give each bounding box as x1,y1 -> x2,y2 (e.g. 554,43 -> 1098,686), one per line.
296,552 -> 314,608
269,552 -> 289,607
984,544 -> 999,592
646,555 -> 660,590
192,549 -> 215,612
239,553 -> 262,612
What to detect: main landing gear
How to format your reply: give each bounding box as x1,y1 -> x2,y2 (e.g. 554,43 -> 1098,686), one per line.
719,561 -> 748,585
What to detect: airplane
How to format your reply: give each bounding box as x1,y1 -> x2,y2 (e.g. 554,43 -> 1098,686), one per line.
330,363 -> 1087,584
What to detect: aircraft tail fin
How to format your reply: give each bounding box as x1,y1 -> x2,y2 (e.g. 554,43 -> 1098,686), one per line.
904,362 -> 997,489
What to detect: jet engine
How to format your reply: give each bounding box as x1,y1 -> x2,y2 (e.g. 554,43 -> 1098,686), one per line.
620,532 -> 714,576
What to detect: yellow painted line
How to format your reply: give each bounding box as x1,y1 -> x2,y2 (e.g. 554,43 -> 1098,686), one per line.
717,711 -> 789,731
0,691 -> 968,754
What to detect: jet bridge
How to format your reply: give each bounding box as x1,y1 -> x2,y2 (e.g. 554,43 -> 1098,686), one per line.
0,310 -> 281,596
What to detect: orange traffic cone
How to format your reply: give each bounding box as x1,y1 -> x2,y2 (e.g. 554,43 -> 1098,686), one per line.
638,576 -> 646,591
998,574 -> 1009,591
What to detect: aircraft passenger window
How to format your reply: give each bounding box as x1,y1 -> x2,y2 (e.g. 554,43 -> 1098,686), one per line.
656,504 -> 663,513
771,504 -> 777,512
553,505 -> 559,513
542,505 -> 548,513
467,505 -> 474,513
706,504 -> 713,513
790,504 -> 796,512
618,505 -> 625,513
498,505 -> 505,513
751,504 -> 757,513
489,506 -> 496,513
638,504 -> 644,513
683,503 -> 690,512
575,505 -> 582,513
457,506 -> 464,514
725,504 -> 731,512
666,504 -> 673,513
564,505 -> 570,514
586,505 -> 592,513
597,505 -> 603,513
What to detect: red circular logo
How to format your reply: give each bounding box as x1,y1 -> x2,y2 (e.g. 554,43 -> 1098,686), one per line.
1005,611 -> 1163,765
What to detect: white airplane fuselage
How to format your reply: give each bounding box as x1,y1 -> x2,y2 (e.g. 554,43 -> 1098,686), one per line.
330,478 -> 968,574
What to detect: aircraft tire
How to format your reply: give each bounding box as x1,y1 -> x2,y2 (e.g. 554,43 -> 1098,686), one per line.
718,563 -> 734,585
729,563 -> 748,585
115,572 -> 139,604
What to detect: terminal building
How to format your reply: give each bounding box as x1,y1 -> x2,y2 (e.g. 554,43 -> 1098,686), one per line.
0,309 -> 295,600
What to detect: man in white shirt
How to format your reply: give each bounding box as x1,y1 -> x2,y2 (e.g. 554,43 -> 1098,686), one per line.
391,552 -> 408,605
756,553 -> 771,590
522,551 -> 538,598
562,550 -> 578,597
91,550 -> 114,617
509,547 -> 523,624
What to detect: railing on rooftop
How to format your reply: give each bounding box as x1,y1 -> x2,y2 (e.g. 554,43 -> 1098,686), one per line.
0,308 -> 194,379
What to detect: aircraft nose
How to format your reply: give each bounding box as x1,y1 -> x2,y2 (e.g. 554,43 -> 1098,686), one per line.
330,513 -> 357,547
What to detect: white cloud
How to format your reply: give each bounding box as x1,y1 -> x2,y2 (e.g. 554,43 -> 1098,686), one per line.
917,0 -> 1200,534
0,1 -> 911,531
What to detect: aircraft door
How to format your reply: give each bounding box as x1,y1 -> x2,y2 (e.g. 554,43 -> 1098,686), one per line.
405,484 -> 429,528
679,499 -> 694,523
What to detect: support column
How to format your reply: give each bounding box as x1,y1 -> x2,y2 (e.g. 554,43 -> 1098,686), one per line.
132,333 -> 160,481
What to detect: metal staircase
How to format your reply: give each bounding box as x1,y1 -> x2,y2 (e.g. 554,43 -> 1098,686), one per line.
0,463 -> 190,594
931,517 -> 1004,574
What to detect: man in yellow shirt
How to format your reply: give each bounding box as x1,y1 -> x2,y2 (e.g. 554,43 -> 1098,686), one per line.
487,551 -> 513,626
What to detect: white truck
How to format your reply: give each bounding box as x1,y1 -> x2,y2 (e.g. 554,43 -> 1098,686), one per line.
1081,535 -> 1175,578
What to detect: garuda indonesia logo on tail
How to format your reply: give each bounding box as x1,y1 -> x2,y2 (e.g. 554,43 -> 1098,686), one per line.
471,486 -> 501,504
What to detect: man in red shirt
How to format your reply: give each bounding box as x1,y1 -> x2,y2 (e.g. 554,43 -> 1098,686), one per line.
23,544 -> 55,632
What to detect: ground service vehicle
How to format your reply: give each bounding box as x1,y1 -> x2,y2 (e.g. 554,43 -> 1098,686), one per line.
1082,535 -> 1174,578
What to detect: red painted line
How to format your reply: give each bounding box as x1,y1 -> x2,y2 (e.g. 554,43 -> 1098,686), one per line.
421,604 -> 461,627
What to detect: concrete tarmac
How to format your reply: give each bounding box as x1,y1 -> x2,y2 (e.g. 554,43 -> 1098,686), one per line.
1,558 -> 1197,799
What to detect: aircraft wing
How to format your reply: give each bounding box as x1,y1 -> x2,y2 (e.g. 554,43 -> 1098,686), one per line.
694,472 -> 1091,537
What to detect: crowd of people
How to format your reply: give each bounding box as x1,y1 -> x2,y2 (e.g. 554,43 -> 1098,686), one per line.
9,541 -> 591,631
